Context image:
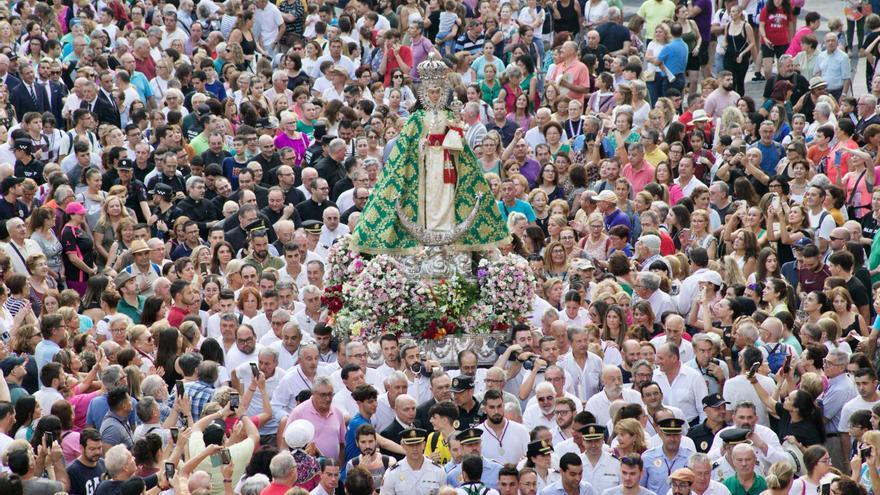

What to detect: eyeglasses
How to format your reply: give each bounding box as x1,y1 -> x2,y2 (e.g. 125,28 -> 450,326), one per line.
537,396 -> 554,402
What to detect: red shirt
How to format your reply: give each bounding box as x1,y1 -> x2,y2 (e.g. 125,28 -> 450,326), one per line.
135,55 -> 156,81
383,45 -> 413,86
167,305 -> 189,328
760,8 -> 793,46
260,482 -> 294,495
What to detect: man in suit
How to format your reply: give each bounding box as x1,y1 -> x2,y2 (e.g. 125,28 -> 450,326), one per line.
380,394 -> 418,459
96,70 -> 121,127
9,64 -> 48,116
37,59 -> 67,126
79,80 -> 118,127
414,373 -> 453,435
0,54 -> 19,88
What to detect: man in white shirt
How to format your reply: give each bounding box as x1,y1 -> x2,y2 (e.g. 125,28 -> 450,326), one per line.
479,389 -> 529,465
674,250 -> 714,316
650,315 -> 695,364
634,272 -> 676,325
269,321 -> 309,370
586,366 -> 644,426
805,184 -> 836,254
273,344 -> 322,418
225,324 -> 264,372
330,341 -> 385,394
653,338 -> 708,426
233,347 -> 284,437
523,382 -> 559,430
5,217 -> 42,275
319,207 -> 350,249
706,402 -> 789,473
293,285 -> 323,337
316,38 -> 357,78
253,0 -> 285,57
721,344 -> 777,428
839,368 -> 880,433
33,362 -> 65,413
332,363 -> 365,420
159,8 -> 188,49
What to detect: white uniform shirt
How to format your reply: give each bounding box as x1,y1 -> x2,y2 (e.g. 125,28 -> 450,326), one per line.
583,452 -> 621,495
706,424 -> 789,471
380,458 -> 446,495
649,336 -> 695,364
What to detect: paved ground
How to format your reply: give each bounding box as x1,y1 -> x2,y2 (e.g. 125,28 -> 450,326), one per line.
616,0 -> 869,98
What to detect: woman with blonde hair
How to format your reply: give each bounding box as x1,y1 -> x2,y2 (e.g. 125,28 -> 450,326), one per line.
764,461 -> 795,495
579,212 -> 609,262
612,418 -> 647,457
543,241 -> 569,281
817,316 -> 852,354
92,195 -> 131,269
719,255 -> 747,288
630,80 -> 650,129
479,131 -> 504,175
529,189 -> 551,234
683,209 -> 718,259
546,214 -> 568,244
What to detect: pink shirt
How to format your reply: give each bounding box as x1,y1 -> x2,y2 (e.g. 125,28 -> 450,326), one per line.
552,59 -> 591,104
287,399 -> 346,460
621,160 -> 656,194
786,26 -> 814,56
70,390 -> 102,432
274,132 -> 311,168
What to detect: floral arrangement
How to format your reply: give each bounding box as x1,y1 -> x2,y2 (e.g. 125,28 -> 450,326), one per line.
324,235 -> 535,341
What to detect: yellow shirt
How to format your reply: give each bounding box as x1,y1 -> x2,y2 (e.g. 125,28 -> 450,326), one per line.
424,431 -> 451,465
645,147 -> 669,167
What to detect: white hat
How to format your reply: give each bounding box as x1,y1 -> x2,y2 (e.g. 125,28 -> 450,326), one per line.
697,270 -> 723,287
284,419 -> 315,449
595,190 -> 618,203
691,109 -> 710,123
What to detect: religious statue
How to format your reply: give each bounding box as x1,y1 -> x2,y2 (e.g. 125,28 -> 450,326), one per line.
350,54 -> 508,256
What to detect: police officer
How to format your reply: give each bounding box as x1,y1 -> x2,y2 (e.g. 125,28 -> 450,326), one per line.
446,428 -> 503,489
540,453 -> 597,495
710,428 -> 751,482
380,428 -> 447,495
688,394 -> 730,454
526,440 -> 560,493
581,424 -> 620,494
452,375 -> 484,430
640,418 -> 693,495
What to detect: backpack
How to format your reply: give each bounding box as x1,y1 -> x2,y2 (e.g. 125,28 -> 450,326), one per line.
764,343 -> 788,374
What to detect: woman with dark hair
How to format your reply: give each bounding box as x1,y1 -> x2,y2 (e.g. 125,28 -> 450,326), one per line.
800,343 -> 828,374
155,328 -> 182,389
199,338 -> 228,382
632,300 -> 662,337
751,365 -> 825,447
790,446 -> 832,495
803,290 -> 833,324
60,202 -> 97,296
667,204 -> 691,250
140,297 -> 166,328
133,433 -> 163,476
12,397 -> 40,441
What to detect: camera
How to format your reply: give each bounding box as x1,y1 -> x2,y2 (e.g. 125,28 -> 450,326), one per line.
521,356 -> 546,373
410,361 -> 436,378
861,446 -> 873,461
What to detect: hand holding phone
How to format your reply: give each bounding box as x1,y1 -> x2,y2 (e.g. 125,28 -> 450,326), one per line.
230,392 -> 240,411
221,448 -> 232,465
747,362 -> 760,379
164,462 -> 176,481
782,354 -> 792,374
176,380 -> 185,398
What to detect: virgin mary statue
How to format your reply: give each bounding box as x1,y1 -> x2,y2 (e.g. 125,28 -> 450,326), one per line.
350,55 -> 508,255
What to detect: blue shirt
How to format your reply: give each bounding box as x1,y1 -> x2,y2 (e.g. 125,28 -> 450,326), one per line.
86,394 -> 139,429
446,459 -> 503,488
34,340 -> 60,376
658,38 -> 688,76
751,140 -> 785,176
342,413 -> 370,478
129,71 -> 154,103
640,447 -> 693,495
815,49 -> 852,91
604,209 -> 631,230
497,199 -> 537,222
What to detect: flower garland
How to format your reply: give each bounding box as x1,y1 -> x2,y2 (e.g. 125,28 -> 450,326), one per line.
325,235 -> 535,340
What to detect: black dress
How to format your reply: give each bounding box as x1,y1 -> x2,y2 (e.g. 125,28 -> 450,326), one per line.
773,401 -> 825,446
724,23 -> 751,96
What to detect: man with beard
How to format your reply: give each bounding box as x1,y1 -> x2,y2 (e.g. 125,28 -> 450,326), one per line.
619,340 -> 642,384
446,428 -> 504,488
226,324 -> 263,371
581,424 -> 621,494
343,385 -> 404,473
552,398 -> 578,444
586,366 -> 644,426
703,71 -> 741,118
166,279 -> 196,328
667,469 -> 698,495
688,394 -> 730,454
523,383 -> 559,430
640,418 -> 694,495
479,389 -> 529,465
67,428 -> 106,495
243,229 -> 284,275
346,424 -> 397,486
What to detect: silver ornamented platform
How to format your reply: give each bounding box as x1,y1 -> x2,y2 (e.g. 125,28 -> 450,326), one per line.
366,332 -> 507,367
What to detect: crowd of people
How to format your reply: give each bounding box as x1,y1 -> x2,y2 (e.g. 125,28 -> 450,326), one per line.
0,0 -> 880,494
